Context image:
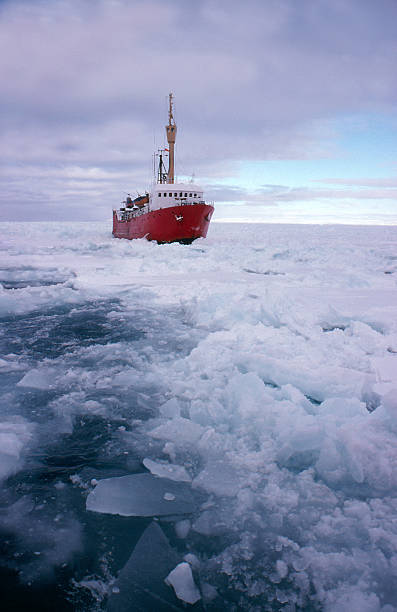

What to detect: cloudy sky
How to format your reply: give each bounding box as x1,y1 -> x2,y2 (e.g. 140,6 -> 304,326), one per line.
1,0 -> 396,224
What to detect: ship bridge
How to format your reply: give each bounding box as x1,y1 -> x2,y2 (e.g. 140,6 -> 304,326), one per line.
150,183 -> 205,211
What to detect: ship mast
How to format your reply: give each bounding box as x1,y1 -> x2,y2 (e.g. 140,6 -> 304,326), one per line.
166,92 -> 177,184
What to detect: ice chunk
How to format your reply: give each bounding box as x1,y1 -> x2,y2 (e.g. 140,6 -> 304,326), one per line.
159,398 -> 181,418
372,355 -> 397,382
0,420 -> 33,480
276,560 -> 288,579
192,460 -> 241,497
183,553 -> 200,569
143,458 -> 191,482
107,521 -> 182,612
17,368 -> 56,389
86,473 -> 196,517
175,519 -> 191,539
201,582 -> 218,602
165,562 -> 201,605
324,585 -> 381,612
149,417 -> 205,445
192,510 -> 228,536
382,389 -> 397,419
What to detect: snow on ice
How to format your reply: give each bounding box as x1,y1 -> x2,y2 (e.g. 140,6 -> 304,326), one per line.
1,221 -> 397,610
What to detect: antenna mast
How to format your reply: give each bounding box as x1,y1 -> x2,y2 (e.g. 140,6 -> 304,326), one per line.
166,92 -> 177,184
156,149 -> 168,184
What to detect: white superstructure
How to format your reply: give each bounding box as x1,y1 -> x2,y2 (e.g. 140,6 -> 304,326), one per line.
150,183 -> 205,211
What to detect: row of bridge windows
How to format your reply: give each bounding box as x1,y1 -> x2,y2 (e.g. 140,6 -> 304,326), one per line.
158,192 -> 200,198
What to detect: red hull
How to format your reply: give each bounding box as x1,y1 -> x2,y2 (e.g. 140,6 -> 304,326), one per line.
112,203 -> 214,243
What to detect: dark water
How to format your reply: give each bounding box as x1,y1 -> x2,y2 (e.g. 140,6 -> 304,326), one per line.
0,295 -> 204,611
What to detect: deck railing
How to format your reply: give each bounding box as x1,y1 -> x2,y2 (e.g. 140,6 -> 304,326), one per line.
114,200 -> 214,222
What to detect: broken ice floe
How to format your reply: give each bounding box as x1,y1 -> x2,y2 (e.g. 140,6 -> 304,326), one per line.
143,458 -> 191,482
0,266 -> 73,290
165,562 -> 201,605
86,473 -> 196,517
175,519 -> 191,539
149,416 -> 205,444
17,367 -> 57,389
107,521 -> 183,611
0,419 -> 34,480
192,459 -> 241,497
3,222 -> 397,610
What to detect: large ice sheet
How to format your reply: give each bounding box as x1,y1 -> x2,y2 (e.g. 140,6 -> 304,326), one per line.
86,473 -> 196,517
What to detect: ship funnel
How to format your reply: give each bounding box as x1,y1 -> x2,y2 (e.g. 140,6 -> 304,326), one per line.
166,92 -> 177,184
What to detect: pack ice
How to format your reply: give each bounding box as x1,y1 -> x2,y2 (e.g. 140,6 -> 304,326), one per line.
1,222 -> 397,611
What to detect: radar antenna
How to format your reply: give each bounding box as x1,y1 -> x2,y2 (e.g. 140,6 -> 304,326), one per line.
156,148 -> 168,184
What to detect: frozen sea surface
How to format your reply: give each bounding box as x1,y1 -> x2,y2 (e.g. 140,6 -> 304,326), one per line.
1,221 -> 397,611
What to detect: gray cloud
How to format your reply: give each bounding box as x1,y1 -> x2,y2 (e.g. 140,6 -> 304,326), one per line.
1,0 -> 396,220
312,176 -> 397,188
208,182 -> 397,207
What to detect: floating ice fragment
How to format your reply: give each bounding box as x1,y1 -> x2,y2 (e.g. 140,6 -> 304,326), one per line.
175,519 -> 190,539
107,521 -> 182,611
192,460 -> 241,497
192,510 -> 228,536
163,442 -> 177,462
201,582 -> 218,602
143,457 -> 191,482
382,389 -> 397,419
276,589 -> 289,604
86,473 -> 196,517
165,562 -> 201,605
292,556 -> 310,572
184,553 -> 200,569
159,398 -> 181,418
149,417 -> 205,445
17,368 -> 56,389
372,356 -> 397,383
325,585 -> 381,612
276,560 -> 288,579
0,420 -> 33,480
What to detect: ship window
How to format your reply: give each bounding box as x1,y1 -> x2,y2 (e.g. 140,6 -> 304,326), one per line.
158,193 -> 161,197
169,192 -> 172,197
179,192 -> 182,197
194,193 -> 197,197
184,192 -> 187,197
174,192 -> 177,197
189,193 -> 192,197
164,192 -> 167,197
